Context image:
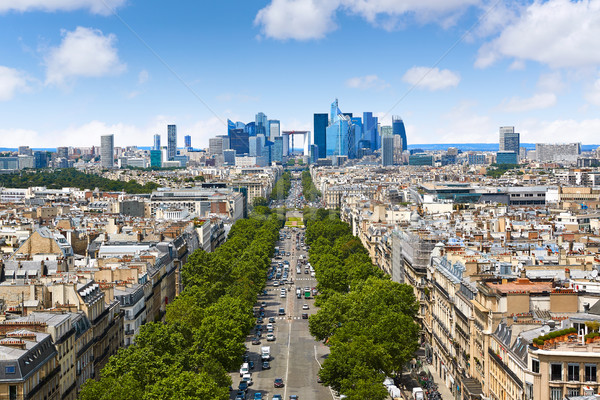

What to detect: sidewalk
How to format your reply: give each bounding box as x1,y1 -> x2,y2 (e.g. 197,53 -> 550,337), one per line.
426,365 -> 455,400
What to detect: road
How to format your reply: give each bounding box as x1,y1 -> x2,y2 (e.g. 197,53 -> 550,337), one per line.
230,180 -> 332,400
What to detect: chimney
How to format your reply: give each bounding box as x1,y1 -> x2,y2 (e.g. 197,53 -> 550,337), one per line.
521,267 -> 527,279
565,268 -> 571,280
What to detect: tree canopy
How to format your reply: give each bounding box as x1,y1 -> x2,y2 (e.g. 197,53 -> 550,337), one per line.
270,171 -> 292,200
80,213 -> 283,400
305,208 -> 419,400
301,170 -> 320,202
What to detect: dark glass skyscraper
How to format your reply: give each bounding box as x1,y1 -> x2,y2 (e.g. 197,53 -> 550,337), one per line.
363,112 -> 379,150
255,112 -> 267,136
229,129 -> 249,155
314,113 -> 328,159
184,135 -> 191,148
167,124 -> 177,161
392,116 -> 407,153
153,134 -> 160,151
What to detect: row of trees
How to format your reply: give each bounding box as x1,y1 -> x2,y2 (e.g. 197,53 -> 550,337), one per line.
304,208 -> 420,400
301,170 -> 320,202
0,168 -> 159,194
80,214 -> 283,400
270,171 -> 291,200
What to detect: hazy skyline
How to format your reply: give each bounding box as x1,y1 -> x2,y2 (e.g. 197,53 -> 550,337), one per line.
1,0 -> 600,148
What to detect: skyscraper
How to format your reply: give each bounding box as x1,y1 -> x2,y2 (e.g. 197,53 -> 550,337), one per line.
101,134 -> 114,168
392,116 -> 407,153
273,136 -> 284,162
268,120 -> 280,140
381,133 -> 394,166
326,99 -> 353,157
167,125 -> 177,161
363,112 -> 379,151
255,112 -> 267,136
229,129 -> 249,154
184,135 -> 191,148
499,126 -> 520,153
153,134 -> 161,151
314,113 -> 328,158
150,150 -> 162,168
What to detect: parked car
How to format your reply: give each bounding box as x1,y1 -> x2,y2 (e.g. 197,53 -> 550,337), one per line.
302,313 -> 308,319
262,361 -> 270,370
267,333 -> 275,341
274,378 -> 285,388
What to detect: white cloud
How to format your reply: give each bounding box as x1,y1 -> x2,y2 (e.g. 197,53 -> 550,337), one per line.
402,66 -> 460,91
498,93 -> 557,113
520,118 -> 600,144
585,74 -> 600,106
0,116 -> 228,149
0,66 -> 29,101
476,0 -> 600,69
537,71 -> 565,93
345,74 -> 389,90
254,0 -> 478,40
435,102 -> 494,143
138,69 -> 149,85
45,27 -> 126,86
0,0 -> 126,15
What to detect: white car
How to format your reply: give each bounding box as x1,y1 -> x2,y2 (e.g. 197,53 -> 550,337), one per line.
267,333 -> 276,341
302,304 -> 309,310
267,323 -> 274,332
280,292 -> 286,298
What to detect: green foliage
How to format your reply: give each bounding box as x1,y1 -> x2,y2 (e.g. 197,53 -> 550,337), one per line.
80,214 -> 282,399
485,164 -> 520,178
301,170 -> 320,202
0,168 -> 159,193
306,208 -> 419,395
270,172 -> 292,200
252,196 -> 268,207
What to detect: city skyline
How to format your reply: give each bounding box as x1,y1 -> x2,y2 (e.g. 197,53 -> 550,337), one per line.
2,1 -> 600,148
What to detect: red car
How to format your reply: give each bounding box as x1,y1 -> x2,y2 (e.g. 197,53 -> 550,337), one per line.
274,378 -> 285,388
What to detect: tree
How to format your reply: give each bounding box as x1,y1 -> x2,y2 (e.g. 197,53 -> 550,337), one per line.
252,196 -> 268,208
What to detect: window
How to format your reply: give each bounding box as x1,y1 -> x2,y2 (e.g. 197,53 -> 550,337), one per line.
568,387 -> 580,397
551,363 -> 563,381
568,363 -> 580,381
9,386 -> 17,400
550,387 -> 562,400
532,359 -> 540,373
586,364 -> 597,382
5,366 -> 16,374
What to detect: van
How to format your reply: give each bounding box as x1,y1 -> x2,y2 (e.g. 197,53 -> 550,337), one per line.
239,362 -> 249,377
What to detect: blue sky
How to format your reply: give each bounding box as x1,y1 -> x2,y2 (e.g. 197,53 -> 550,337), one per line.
1,0 -> 600,149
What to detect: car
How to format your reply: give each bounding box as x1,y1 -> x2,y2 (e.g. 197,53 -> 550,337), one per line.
274,378 -> 285,388
238,381 -> 249,392
267,333 -> 275,341
256,318 -> 263,324
252,337 -> 261,345
278,308 -> 285,315
249,360 -> 254,370
273,281 -> 279,287
302,313 -> 308,319
302,304 -> 309,310
242,373 -> 253,386
254,393 -> 263,400
262,361 -> 270,369
261,302 -> 266,307
268,317 -> 275,323
235,391 -> 246,399
280,292 -> 286,298
289,396 -> 299,400
266,323 -> 274,331
272,395 -> 282,400
304,269 -> 309,274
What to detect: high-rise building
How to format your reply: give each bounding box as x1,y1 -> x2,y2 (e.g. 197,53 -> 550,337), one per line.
326,99 -> 354,157
255,112 -> 267,136
268,120 -> 280,140
100,134 -> 114,168
18,146 -> 32,156
184,135 -> 191,148
33,151 -> 49,169
150,150 -> 162,168
153,134 -> 161,151
273,137 -> 284,162
363,112 -> 379,150
223,149 -> 236,165
309,144 -> 319,163
536,143 -> 581,162
244,122 -> 256,137
314,113 -> 328,160
393,135 -> 403,165
499,126 -> 520,153
229,129 -> 249,155
167,125 -> 177,161
57,147 -> 69,159
209,136 -> 229,155
496,151 -> 518,165
392,116 -> 407,153
381,133 -> 394,166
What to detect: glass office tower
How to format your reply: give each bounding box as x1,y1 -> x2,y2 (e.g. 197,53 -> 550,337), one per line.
167,125 -> 177,160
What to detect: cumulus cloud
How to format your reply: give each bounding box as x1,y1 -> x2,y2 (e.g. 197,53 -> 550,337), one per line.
476,0 -> 600,69
45,27 -> 126,86
0,0 -> 126,15
435,102 -> 494,143
520,118 -> 600,144
402,66 -> 460,91
254,0 -> 478,40
345,75 -> 389,90
498,93 -> 557,113
0,116 -> 227,149
0,66 -> 30,101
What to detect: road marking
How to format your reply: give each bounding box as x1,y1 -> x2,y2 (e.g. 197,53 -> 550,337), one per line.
284,311 -> 292,399
314,345 -> 337,400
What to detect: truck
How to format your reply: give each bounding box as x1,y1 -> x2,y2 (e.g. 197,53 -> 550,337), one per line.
304,290 -> 311,299
261,346 -> 271,361
412,387 -> 424,400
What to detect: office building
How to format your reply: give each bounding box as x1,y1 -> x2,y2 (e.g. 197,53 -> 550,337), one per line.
409,153 -> 433,166
57,147 -> 69,159
468,153 -> 487,165
209,136 -> 229,155
150,150 -> 162,168
536,143 -> 581,162
229,129 -> 249,155
34,151 -> 49,169
255,112 -> 267,136
273,137 -> 284,162
393,135 -> 403,165
309,144 -> 319,164
167,125 -> 177,161
499,126 -> 520,153
381,133 -> 394,166
153,134 -> 160,151
314,113 -> 328,160
326,99 -> 353,157
184,135 -> 191,148
363,112 -> 379,150
18,146 -> 32,156
392,116 -> 407,153
496,151 -> 518,165
268,120 -> 280,140
244,121 -> 256,137
100,134 -> 114,168
223,149 -> 236,165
